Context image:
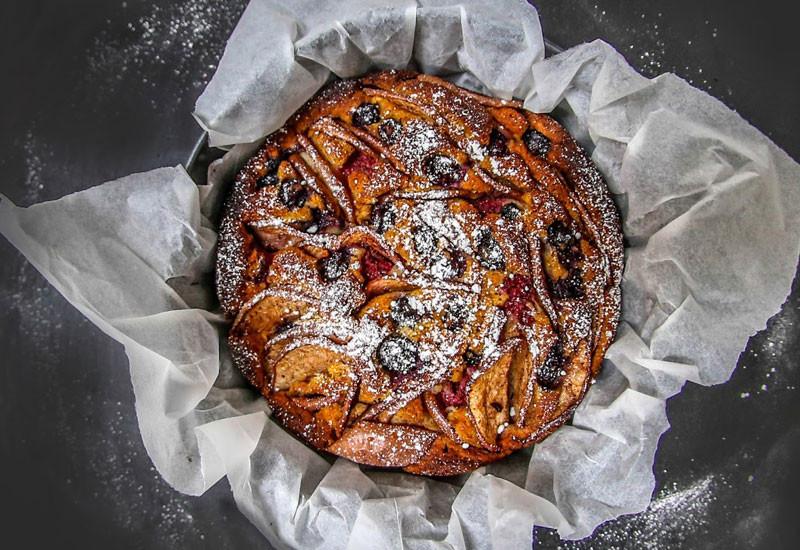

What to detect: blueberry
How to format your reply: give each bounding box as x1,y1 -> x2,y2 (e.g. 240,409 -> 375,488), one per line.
546,220 -> 574,249
303,207 -> 340,234
547,220 -> 583,267
487,128 -> 509,156
301,207 -> 322,234
537,343 -> 565,389
319,211 -> 341,231
447,250 -> 467,277
264,157 -> 281,171
423,154 -> 464,187
442,298 -> 468,331
413,225 -> 438,258
558,246 -> 582,268
522,128 -> 551,156
551,270 -> 584,299
501,202 -> 521,221
462,350 -> 481,367
256,172 -> 278,189
255,157 -> 281,188
475,227 -> 506,271
377,334 -> 419,374
378,118 -> 402,144
278,179 -> 308,208
351,102 -> 381,127
371,202 -> 397,233
390,296 -> 421,327
318,249 -> 350,281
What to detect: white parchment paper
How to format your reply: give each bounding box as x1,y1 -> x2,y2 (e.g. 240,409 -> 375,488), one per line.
2,1 -> 799,547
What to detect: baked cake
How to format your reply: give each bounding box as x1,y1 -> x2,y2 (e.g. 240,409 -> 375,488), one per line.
216,70 -> 623,476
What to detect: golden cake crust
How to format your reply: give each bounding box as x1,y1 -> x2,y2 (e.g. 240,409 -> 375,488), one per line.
216,70 -> 623,476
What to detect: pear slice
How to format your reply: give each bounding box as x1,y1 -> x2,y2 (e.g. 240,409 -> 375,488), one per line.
228,289 -> 315,389
465,339 -> 519,450
508,314 -> 558,427
422,391 -> 463,444
327,421 -> 437,468
273,343 -> 359,437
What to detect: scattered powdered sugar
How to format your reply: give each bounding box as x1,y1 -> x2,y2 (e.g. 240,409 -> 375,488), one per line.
415,200 -> 474,256
13,125 -> 56,206
84,400 -> 205,546
737,295 -> 798,396
345,318 -> 388,361
538,474 -> 720,549
4,130 -> 64,361
756,305 -> 796,364
481,309 -> 507,360
3,263 -> 71,365
320,276 -> 365,316
585,6 -> 726,96
21,129 -> 50,204
394,119 -> 448,173
466,139 -> 487,161
86,0 -> 246,105
639,475 -> 718,541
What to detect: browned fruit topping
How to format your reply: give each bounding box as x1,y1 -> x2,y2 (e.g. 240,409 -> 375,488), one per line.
217,70 -> 623,476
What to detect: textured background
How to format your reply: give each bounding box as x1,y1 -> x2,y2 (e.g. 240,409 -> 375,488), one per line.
0,1 -> 798,548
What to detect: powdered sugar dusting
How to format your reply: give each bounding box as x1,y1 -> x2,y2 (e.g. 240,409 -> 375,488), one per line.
394,119 -> 449,175
3,263 -> 72,365
582,6 -> 726,96
85,400 -> 205,546
738,297 -> 799,396
4,130 -> 64,362
86,0 -> 246,106
21,129 -> 49,204
539,474 -> 720,549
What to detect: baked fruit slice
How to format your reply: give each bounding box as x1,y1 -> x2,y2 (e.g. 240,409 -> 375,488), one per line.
216,70 -> 623,476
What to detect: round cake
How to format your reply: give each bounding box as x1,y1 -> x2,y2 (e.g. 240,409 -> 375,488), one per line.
216,70 -> 623,476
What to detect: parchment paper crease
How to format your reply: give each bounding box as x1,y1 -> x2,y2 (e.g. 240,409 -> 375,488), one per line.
2,0 -> 799,547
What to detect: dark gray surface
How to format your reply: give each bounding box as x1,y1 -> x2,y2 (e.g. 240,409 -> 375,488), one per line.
0,1 -> 798,548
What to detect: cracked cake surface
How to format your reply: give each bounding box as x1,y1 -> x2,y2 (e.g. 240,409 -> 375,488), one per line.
216,70 -> 623,476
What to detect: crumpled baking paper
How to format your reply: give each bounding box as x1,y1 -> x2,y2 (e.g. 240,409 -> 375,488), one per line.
2,0 -> 799,547
194,0 -> 544,148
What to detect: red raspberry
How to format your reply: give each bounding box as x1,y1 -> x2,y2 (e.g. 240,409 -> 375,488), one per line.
439,382 -> 462,407
503,274 -> 531,300
438,366 -> 476,407
362,249 -> 394,280
502,275 -> 535,325
342,152 -> 378,177
504,298 -> 534,325
474,197 -> 505,215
